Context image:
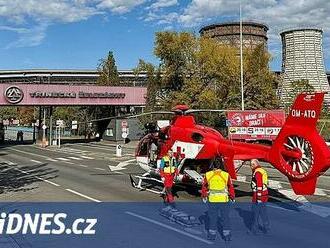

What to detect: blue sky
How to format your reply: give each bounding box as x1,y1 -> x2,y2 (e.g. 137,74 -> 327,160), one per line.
0,0 -> 329,71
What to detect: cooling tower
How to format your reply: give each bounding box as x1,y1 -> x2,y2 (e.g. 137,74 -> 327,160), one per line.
200,22 -> 268,50
280,28 -> 330,105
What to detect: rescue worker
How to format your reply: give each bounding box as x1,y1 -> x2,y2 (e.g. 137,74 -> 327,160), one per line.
249,159 -> 270,234
201,157 -> 235,241
160,149 -> 176,169
160,149 -> 178,206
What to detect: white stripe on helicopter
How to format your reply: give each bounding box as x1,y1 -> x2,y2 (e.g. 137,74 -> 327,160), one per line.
171,141 -> 204,159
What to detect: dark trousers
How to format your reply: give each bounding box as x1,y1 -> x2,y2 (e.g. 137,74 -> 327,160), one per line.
208,202 -> 231,234
251,203 -> 270,232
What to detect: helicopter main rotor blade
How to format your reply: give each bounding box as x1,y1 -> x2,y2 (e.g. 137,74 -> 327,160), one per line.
126,111 -> 174,119
185,109 -> 233,114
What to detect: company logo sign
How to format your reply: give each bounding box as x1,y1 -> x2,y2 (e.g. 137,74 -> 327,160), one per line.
303,94 -> 316,102
4,86 -> 24,104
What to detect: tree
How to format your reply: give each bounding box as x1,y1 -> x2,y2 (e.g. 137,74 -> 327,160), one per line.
0,107 -> 17,121
154,32 -> 197,91
243,45 -> 279,109
138,31 -> 280,127
134,59 -> 161,112
284,79 -> 315,112
94,51 -> 121,134
52,107 -> 77,126
17,107 -> 35,125
97,51 -> 120,86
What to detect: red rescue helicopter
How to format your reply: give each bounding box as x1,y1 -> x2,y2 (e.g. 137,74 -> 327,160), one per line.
130,92 -> 330,195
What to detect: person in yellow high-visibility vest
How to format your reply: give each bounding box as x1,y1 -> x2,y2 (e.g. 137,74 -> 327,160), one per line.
249,159 -> 270,235
160,150 -> 178,205
201,157 -> 235,241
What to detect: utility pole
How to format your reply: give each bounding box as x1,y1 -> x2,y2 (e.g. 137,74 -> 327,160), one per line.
42,107 -> 46,147
240,2 -> 245,111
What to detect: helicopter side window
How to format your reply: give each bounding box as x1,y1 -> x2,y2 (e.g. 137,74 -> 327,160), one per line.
191,132 -> 204,142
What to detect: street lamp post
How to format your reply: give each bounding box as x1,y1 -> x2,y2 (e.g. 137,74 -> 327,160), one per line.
240,2 -> 245,111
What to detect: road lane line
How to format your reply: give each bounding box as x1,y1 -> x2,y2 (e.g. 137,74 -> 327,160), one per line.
65,189 -> 101,203
94,167 -> 105,171
68,157 -> 83,160
57,158 -> 70,161
70,144 -> 113,151
15,168 -> 60,187
30,159 -> 42,164
125,211 -> 213,245
40,179 -> 60,187
8,148 -> 50,159
80,156 -> 94,160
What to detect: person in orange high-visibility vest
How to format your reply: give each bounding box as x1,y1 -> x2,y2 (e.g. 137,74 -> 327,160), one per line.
249,159 -> 270,235
201,157 -> 235,241
160,149 -> 178,206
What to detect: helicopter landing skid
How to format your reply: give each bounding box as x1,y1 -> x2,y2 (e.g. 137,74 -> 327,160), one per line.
129,173 -> 165,194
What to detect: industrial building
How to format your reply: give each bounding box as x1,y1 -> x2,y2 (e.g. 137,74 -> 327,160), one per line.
0,68 -> 329,88
0,69 -> 147,86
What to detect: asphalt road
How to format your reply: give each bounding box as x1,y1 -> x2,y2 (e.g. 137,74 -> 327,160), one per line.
0,142 -> 329,248
0,142 -> 329,203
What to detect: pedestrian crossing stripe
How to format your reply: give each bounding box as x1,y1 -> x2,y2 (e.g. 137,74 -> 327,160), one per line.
57,158 -> 70,161
80,155 -> 94,159
68,157 -> 83,160
46,158 -> 57,162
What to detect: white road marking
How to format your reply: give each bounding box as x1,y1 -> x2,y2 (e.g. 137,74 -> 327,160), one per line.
80,155 -> 94,160
94,167 -> 106,171
65,189 -> 101,203
299,202 -> 330,218
126,211 -> 213,245
46,158 -> 57,162
72,144 -> 112,152
30,159 -> 42,164
57,158 -> 70,161
314,188 -> 327,196
15,168 -> 60,187
278,189 -> 330,217
8,148 -> 50,159
268,180 -> 283,189
109,159 -> 136,171
68,157 -> 83,160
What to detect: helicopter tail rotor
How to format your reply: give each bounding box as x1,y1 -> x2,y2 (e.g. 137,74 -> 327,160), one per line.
269,92 -> 330,195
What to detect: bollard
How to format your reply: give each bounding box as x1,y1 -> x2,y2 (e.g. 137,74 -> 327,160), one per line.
116,144 -> 122,157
